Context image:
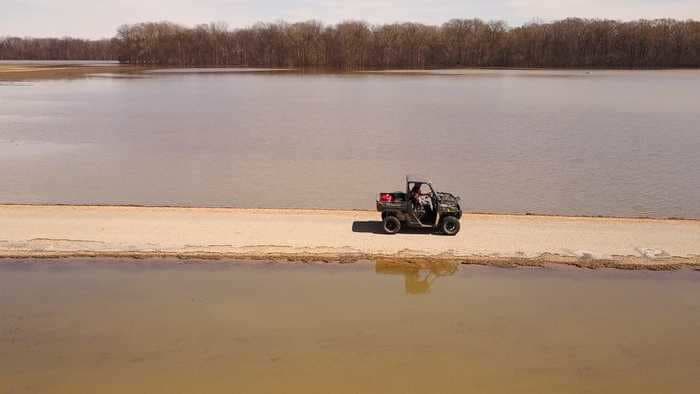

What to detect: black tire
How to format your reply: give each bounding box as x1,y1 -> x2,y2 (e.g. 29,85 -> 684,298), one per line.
441,216 -> 460,236
383,215 -> 401,234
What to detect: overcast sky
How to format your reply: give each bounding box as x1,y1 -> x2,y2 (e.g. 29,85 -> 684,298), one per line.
2,0 -> 699,39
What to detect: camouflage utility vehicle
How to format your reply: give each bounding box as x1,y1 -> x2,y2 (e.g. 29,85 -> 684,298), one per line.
376,176 -> 462,235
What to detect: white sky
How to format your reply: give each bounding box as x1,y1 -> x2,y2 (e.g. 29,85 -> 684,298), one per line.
2,0 -> 699,39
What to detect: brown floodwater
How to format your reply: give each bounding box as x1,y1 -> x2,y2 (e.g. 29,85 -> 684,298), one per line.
0,260 -> 698,394
1,69 -> 700,218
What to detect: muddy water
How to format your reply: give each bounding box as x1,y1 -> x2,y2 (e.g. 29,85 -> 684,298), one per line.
1,69 -> 700,218
1,260 -> 699,394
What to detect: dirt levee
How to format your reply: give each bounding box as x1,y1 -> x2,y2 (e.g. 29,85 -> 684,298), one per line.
1,205 -> 698,269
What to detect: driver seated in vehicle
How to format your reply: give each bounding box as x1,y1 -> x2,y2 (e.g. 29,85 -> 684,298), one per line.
410,184 -> 434,213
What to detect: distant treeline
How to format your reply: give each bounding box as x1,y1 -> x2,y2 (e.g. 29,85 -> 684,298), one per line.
2,18 -> 700,68
0,37 -> 114,61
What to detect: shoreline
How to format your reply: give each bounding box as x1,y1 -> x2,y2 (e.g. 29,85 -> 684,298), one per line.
2,253 -> 698,272
0,63 -> 144,80
1,204 -> 698,270
2,63 -> 699,81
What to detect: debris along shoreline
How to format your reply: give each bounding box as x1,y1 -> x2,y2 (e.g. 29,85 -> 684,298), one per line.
1,205 -> 698,270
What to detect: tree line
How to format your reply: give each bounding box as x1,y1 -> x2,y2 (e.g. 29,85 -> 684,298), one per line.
0,37 -> 114,61
2,18 -> 700,68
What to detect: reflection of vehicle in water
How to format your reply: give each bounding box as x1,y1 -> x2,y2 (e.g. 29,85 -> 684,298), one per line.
375,261 -> 459,294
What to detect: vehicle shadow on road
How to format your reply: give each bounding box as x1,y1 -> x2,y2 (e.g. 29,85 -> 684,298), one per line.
351,221 -> 435,235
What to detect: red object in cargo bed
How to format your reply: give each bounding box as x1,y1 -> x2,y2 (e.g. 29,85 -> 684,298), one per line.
379,193 -> 394,202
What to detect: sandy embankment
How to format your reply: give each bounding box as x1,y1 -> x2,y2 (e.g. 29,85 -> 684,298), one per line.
0,64 -> 294,81
1,205 -> 699,269
0,64 -> 144,80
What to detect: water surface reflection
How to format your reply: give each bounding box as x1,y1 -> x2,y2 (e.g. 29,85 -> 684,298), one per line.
0,260 -> 698,394
375,260 -> 458,294
2,70 -> 699,218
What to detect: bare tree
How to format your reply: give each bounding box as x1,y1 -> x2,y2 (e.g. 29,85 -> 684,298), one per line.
2,18 -> 699,68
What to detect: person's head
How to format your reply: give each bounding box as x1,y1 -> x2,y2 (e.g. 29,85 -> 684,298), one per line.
411,183 -> 421,193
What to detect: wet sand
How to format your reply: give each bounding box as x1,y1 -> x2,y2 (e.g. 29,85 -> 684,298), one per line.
1,205 -> 698,269
0,64 -> 143,80
0,64 -> 293,80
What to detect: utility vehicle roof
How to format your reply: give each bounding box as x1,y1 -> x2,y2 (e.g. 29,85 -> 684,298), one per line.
406,175 -> 431,184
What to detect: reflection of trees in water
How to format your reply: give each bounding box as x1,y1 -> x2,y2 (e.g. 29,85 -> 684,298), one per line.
375,261 -> 458,295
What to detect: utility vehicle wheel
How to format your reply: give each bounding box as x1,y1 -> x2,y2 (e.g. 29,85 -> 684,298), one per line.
441,216 -> 460,236
383,215 -> 401,234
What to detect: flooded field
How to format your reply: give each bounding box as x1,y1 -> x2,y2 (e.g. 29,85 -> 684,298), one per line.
1,69 -> 700,218
1,260 -> 699,393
